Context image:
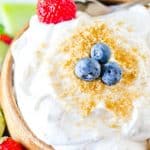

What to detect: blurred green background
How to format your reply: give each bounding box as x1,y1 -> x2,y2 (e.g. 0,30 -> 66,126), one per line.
0,0 -> 36,67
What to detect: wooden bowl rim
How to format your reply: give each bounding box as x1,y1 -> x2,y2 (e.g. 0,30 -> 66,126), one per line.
1,50 -> 54,149
0,24 -> 54,149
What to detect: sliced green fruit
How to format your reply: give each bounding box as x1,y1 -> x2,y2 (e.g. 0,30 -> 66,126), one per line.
0,108 -> 5,137
0,41 -> 9,66
0,3 -> 35,36
0,24 -> 4,34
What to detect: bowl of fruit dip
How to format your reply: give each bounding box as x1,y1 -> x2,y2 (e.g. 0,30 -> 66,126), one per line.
1,0 -> 150,149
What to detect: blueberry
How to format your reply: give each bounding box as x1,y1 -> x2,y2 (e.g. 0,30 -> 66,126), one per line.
101,62 -> 122,86
91,43 -> 111,64
75,58 -> 101,81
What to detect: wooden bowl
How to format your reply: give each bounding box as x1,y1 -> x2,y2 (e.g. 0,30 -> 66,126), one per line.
0,23 -> 53,149
0,53 -> 54,150
0,0 -> 149,149
1,35 -> 150,150
101,0 -> 131,3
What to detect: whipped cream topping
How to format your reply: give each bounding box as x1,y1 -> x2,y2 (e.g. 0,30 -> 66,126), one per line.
12,5 -> 150,150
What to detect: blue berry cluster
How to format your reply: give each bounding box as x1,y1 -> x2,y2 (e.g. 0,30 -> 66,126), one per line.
75,43 -> 122,86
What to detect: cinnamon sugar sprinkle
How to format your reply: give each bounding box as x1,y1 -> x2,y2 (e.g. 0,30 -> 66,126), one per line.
53,22 -> 140,118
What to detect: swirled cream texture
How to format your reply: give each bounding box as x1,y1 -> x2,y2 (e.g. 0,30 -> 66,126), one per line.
12,5 -> 150,150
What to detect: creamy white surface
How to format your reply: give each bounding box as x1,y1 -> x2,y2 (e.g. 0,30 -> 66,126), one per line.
12,5 -> 150,150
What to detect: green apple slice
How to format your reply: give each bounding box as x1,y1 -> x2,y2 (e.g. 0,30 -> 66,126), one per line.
0,108 -> 5,137
0,24 -> 5,34
0,2 -> 35,36
0,41 -> 9,66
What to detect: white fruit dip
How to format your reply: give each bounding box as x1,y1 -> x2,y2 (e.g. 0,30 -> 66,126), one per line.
11,5 -> 150,150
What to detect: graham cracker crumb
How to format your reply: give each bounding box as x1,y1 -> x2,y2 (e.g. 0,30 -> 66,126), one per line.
105,97 -> 133,118
52,22 -> 140,118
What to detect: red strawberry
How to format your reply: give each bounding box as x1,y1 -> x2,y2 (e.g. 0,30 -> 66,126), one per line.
0,137 -> 25,150
0,34 -> 13,45
37,0 -> 77,24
